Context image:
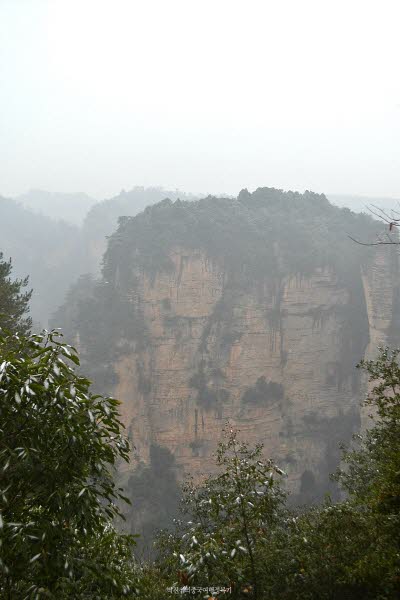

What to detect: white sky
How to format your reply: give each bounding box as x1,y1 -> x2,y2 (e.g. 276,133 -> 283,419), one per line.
0,0 -> 399,199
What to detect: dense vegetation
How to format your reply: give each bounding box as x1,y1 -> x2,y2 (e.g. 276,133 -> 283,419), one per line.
0,330 -> 138,598
102,188 -> 380,285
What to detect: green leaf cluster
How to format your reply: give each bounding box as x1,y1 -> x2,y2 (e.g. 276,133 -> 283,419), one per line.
0,330 -> 138,598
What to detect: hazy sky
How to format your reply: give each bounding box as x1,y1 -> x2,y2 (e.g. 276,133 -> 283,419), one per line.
0,0 -> 399,199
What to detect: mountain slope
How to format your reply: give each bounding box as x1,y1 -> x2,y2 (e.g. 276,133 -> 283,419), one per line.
15,189 -> 96,226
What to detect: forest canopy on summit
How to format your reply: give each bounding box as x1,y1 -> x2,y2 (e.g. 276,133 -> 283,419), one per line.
102,188 -> 381,288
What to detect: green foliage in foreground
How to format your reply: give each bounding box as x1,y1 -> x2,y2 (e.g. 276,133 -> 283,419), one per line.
0,330 -> 138,598
157,430 -> 287,599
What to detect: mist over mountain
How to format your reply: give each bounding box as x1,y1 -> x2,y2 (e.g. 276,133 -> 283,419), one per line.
14,189 -> 97,226
0,187 -> 198,326
328,194 -> 400,216
0,196 -> 86,328
12,187 -> 398,229
3,185 -> 398,330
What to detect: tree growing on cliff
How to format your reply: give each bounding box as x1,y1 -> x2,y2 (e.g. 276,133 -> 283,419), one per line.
0,329 -> 138,598
0,252 -> 32,335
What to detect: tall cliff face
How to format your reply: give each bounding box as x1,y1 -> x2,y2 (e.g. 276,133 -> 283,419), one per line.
56,188 -> 399,495
112,245 -> 398,493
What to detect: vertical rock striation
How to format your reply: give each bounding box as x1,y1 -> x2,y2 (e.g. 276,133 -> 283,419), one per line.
113,245 -> 399,492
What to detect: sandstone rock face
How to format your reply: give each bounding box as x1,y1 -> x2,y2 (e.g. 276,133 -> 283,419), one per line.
362,247 -> 399,358
360,247 -> 400,427
112,246 -> 399,492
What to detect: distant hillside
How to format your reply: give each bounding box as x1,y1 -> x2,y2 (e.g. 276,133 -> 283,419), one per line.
0,187 -> 196,326
82,186 -> 197,271
0,196 -> 87,327
15,189 -> 96,226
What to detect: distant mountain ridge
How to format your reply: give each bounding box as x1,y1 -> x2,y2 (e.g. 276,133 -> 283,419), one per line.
10,188 -> 400,228
14,189 -> 97,226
